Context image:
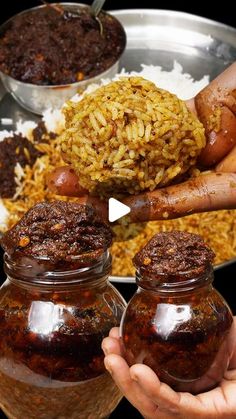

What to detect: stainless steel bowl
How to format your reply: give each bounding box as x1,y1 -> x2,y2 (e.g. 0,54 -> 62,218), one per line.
0,3 -> 126,115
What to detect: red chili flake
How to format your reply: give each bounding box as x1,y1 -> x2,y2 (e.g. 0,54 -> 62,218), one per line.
18,236 -> 30,247
76,71 -> 84,81
51,223 -> 64,232
143,257 -> 151,266
124,334 -> 129,343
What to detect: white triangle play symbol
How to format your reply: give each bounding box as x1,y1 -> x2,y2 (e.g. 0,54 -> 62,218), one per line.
108,198 -> 131,223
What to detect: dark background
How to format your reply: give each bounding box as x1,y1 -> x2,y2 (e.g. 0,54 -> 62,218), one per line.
0,2 -> 235,418
0,0 -> 235,28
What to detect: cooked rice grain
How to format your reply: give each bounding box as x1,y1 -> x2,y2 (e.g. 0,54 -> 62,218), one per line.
61,77 -> 206,196
111,210 -> 236,276
2,138 -> 71,228
1,68 -> 234,276
2,133 -> 236,275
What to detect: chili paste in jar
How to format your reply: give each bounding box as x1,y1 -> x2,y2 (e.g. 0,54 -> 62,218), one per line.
133,230 -> 215,278
121,231 -> 233,393
1,200 -> 113,262
0,201 -> 125,418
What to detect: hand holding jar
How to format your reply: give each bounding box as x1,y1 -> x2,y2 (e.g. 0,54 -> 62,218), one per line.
102,231 -> 236,418
102,322 -> 236,419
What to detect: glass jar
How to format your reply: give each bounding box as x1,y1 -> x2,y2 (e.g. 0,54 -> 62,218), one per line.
0,249 -> 126,419
120,265 -> 234,394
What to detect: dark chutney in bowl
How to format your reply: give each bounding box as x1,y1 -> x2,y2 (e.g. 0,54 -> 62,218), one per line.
0,3 -> 126,86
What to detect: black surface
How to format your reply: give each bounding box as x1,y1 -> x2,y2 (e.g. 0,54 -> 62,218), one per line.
0,0 -> 235,28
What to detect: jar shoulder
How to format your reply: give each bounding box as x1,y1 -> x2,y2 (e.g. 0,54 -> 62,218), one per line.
122,286 -> 233,334
120,286 -> 233,393
0,279 -> 126,383
0,279 -> 126,351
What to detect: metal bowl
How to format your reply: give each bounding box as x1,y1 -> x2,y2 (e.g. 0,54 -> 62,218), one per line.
0,3 -> 126,115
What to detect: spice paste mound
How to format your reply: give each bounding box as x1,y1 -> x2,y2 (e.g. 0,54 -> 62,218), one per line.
133,231 -> 215,277
1,200 -> 113,261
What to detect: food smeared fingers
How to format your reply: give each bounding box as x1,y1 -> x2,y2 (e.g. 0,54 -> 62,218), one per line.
196,62 -> 236,114
185,97 -> 197,114
76,196 -> 108,221
195,62 -> 236,166
74,173 -> 236,223
1,62 -> 236,280
198,105 -> 236,166
123,172 -> 236,222
47,166 -> 88,197
216,145 -> 236,173
208,62 -> 236,94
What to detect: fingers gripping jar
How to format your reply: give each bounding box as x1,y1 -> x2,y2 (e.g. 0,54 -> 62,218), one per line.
0,201 -> 126,419
120,231 -> 234,394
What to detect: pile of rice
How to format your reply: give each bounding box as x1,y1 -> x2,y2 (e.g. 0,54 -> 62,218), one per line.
61,76 -> 205,196
111,212 -> 236,276
0,63 -> 236,275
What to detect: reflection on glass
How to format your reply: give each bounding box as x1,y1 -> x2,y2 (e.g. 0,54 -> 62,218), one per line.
152,304 -> 191,339
28,301 -> 64,335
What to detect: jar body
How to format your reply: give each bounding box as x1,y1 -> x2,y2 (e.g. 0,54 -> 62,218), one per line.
0,277 -> 126,419
121,280 -> 233,394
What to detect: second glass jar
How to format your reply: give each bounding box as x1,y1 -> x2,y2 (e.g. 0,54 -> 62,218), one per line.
120,266 -> 233,394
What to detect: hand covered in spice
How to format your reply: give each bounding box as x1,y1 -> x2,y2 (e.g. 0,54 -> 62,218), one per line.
48,63 -> 236,222
102,319 -> 236,419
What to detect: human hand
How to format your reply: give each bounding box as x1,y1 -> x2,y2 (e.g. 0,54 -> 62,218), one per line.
101,320 -> 236,419
193,62 -> 236,169
47,62 -> 236,222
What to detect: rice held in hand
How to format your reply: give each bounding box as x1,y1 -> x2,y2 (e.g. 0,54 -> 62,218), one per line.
60,77 -> 206,196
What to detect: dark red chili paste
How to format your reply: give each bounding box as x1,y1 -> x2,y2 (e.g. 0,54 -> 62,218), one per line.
0,134 -> 42,198
0,5 -> 126,85
0,122 -> 59,199
32,121 -> 57,143
121,231 -> 232,394
0,201 -> 122,418
1,200 -> 113,262
133,231 -> 215,278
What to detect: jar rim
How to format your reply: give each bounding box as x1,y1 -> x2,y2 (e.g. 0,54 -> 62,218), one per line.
136,263 -> 213,292
4,249 -> 111,286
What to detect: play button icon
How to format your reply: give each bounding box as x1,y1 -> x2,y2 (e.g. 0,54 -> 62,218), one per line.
108,198 -> 131,223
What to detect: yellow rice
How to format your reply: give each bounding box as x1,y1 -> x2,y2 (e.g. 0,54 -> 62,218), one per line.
111,212 -> 236,276
1,80 -> 235,276
60,77 -> 206,196
1,129 -> 236,275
